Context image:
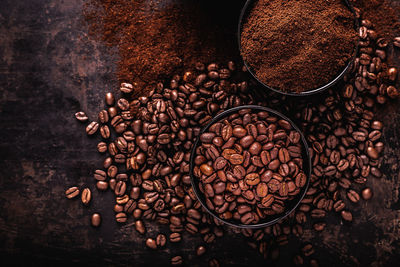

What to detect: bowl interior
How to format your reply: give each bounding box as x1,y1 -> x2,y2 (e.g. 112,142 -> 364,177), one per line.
237,0 -> 360,97
189,105 -> 311,228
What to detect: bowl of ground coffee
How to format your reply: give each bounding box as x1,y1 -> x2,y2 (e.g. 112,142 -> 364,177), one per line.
189,105 -> 311,228
239,0 -> 359,96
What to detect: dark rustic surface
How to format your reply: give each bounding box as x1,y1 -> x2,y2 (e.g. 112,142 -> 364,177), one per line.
0,0 -> 400,266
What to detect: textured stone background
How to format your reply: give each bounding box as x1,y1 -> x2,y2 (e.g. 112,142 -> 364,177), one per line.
0,0 -> 399,266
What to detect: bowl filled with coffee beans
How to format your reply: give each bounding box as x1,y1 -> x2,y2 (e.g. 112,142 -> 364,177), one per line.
190,105 -> 311,228
238,0 -> 359,96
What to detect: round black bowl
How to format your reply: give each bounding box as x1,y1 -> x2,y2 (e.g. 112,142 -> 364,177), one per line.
189,105 -> 311,228
238,0 -> 360,96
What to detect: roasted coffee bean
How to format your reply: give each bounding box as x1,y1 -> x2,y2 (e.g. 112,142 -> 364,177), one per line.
171,256 -> 183,265
170,232 -> 181,242
145,238 -> 157,250
135,220 -> 146,234
91,213 -> 101,227
86,121 -> 99,135
105,92 -> 115,106
196,246 -> 206,256
341,210 -> 353,222
98,110 -> 109,124
96,181 -> 108,191
361,187 -> 373,200
156,233 -> 166,247
347,189 -> 360,203
97,142 -> 107,153
65,186 -> 79,199
209,258 -> 220,267
81,188 -> 91,205
115,212 -> 127,223
75,111 -> 88,122
120,82 -> 134,93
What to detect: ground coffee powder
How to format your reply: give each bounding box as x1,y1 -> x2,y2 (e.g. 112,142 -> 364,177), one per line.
84,0 -> 243,97
240,0 -> 358,93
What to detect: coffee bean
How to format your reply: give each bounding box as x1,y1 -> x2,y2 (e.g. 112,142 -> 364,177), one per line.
94,170 -> 106,181
341,210 -> 353,222
86,121 -> 99,135
347,189 -> 360,203
145,238 -> 157,249
156,234 -> 166,247
170,232 -> 181,242
93,173 -> 108,187
75,111 -> 88,122
196,245 -> 206,256
120,82 -> 134,93
98,110 -> 109,124
65,186 -> 79,199
115,212 -> 127,223
105,92 -> 115,106
81,188 -> 91,205
97,142 -> 107,153
171,256 -> 183,265
117,98 -> 130,111
361,187 -> 373,200
91,213 -> 101,227
209,259 -> 220,267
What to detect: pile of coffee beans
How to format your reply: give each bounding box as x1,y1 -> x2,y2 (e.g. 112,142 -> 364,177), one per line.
67,8 -> 399,266
193,108 -> 307,225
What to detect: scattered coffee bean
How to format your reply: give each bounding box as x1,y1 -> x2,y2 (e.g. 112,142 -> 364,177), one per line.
105,92 -> 115,106
156,234 -> 166,247
361,187 -> 373,200
91,213 -> 101,227
146,238 -> 157,250
65,186 -> 79,199
86,121 -> 99,135
75,111 -> 88,122
81,188 -> 91,205
196,245 -> 206,256
171,256 -> 183,265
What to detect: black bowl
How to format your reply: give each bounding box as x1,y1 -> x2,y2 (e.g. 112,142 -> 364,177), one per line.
189,105 -> 311,228
237,0 -> 360,96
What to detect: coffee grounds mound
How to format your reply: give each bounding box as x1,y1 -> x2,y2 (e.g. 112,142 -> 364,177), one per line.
240,0 -> 358,93
84,0 -> 243,97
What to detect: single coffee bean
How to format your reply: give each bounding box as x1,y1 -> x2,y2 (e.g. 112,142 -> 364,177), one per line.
170,232 -> 181,242
347,189 -> 360,203
97,142 -> 107,153
361,187 -> 373,200
171,256 -> 183,265
135,220 -> 146,234
91,213 -> 101,227
120,82 -> 134,93
98,110 -> 109,124
115,212 -> 127,223
94,169 -> 106,181
86,121 -> 99,135
145,238 -> 157,250
156,234 -> 166,247
105,92 -> 115,106
65,186 -> 79,199
75,111 -> 88,122
341,210 -> 353,222
209,259 -> 220,267
196,246 -> 206,256
81,188 -> 91,205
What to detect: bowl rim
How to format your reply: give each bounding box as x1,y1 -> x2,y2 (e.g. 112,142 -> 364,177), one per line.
189,105 -> 312,229
237,0 -> 360,97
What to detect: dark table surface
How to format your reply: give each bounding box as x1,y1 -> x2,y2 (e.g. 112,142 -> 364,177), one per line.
1,0 -> 400,266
